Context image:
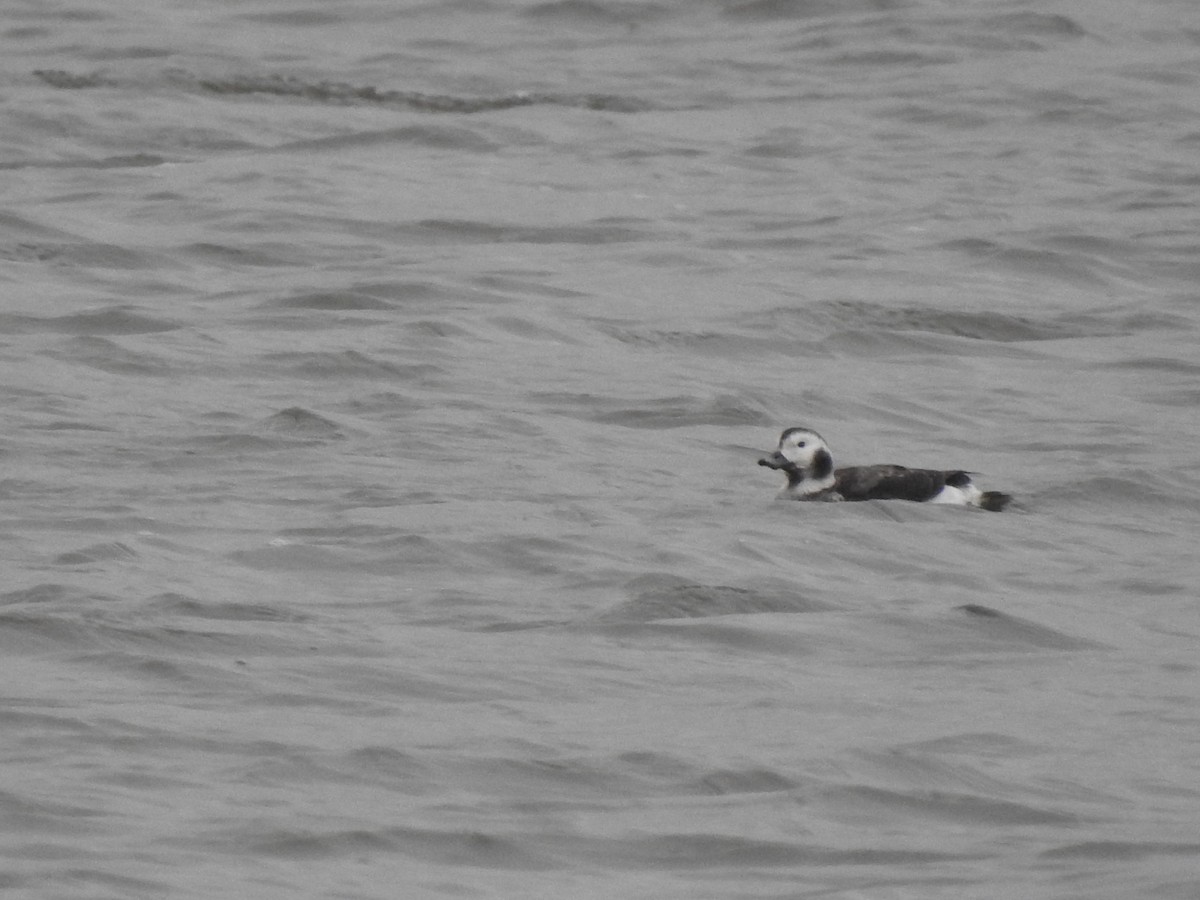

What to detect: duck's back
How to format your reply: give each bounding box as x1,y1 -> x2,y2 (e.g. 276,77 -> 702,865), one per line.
833,465 -> 962,503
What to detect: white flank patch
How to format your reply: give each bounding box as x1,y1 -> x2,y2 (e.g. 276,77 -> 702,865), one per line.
929,482 -> 984,507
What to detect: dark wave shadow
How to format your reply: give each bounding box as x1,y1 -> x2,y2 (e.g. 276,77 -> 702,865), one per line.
954,604 -> 1105,651
593,574 -> 829,624
34,69 -> 653,114
533,390 -> 772,429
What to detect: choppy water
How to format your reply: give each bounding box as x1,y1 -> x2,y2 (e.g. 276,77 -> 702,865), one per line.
3,1 -> 1200,897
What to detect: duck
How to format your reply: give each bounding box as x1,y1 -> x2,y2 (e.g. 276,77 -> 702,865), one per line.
758,426 -> 1011,511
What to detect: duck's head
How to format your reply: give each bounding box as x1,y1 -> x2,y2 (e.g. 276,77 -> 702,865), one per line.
757,426 -> 834,483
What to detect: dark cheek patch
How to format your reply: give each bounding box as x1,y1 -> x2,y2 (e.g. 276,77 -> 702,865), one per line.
812,448 -> 833,479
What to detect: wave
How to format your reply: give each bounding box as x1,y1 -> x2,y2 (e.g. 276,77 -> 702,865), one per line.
145,592 -> 309,623
395,218 -> 656,245
534,390 -> 772,429
260,291 -> 396,312
33,69 -> 652,114
52,541 -> 139,566
1048,474 -> 1190,510
0,307 -> 178,335
49,335 -> 175,377
522,1 -> 673,27
213,819 -> 971,870
0,583 -> 296,657
0,153 -> 167,171
254,407 -> 344,438
723,0 -> 909,23
1040,840 -> 1200,861
175,407 -> 352,457
829,784 -> 1077,826
742,299 -> 1128,343
954,604 -> 1104,651
595,574 -> 827,623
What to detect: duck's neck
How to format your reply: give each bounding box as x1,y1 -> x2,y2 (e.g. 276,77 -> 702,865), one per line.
779,466 -> 837,500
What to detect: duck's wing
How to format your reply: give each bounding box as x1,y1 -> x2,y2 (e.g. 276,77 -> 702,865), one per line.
833,465 -> 956,502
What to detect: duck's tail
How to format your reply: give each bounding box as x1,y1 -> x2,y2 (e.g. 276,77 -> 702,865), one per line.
978,491 -> 1012,512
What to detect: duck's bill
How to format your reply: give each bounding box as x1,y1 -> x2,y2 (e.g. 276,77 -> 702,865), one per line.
757,452 -> 788,469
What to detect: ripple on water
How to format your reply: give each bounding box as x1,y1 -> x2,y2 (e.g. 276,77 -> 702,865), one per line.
595,574 -> 828,623
533,390 -> 773,429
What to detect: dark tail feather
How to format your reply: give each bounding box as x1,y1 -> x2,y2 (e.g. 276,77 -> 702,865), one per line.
979,491 -> 1012,512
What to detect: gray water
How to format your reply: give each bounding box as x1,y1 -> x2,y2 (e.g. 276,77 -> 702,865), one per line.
2,1 -> 1200,897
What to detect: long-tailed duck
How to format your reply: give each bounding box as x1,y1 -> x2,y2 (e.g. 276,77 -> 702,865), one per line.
758,426 -> 1012,511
